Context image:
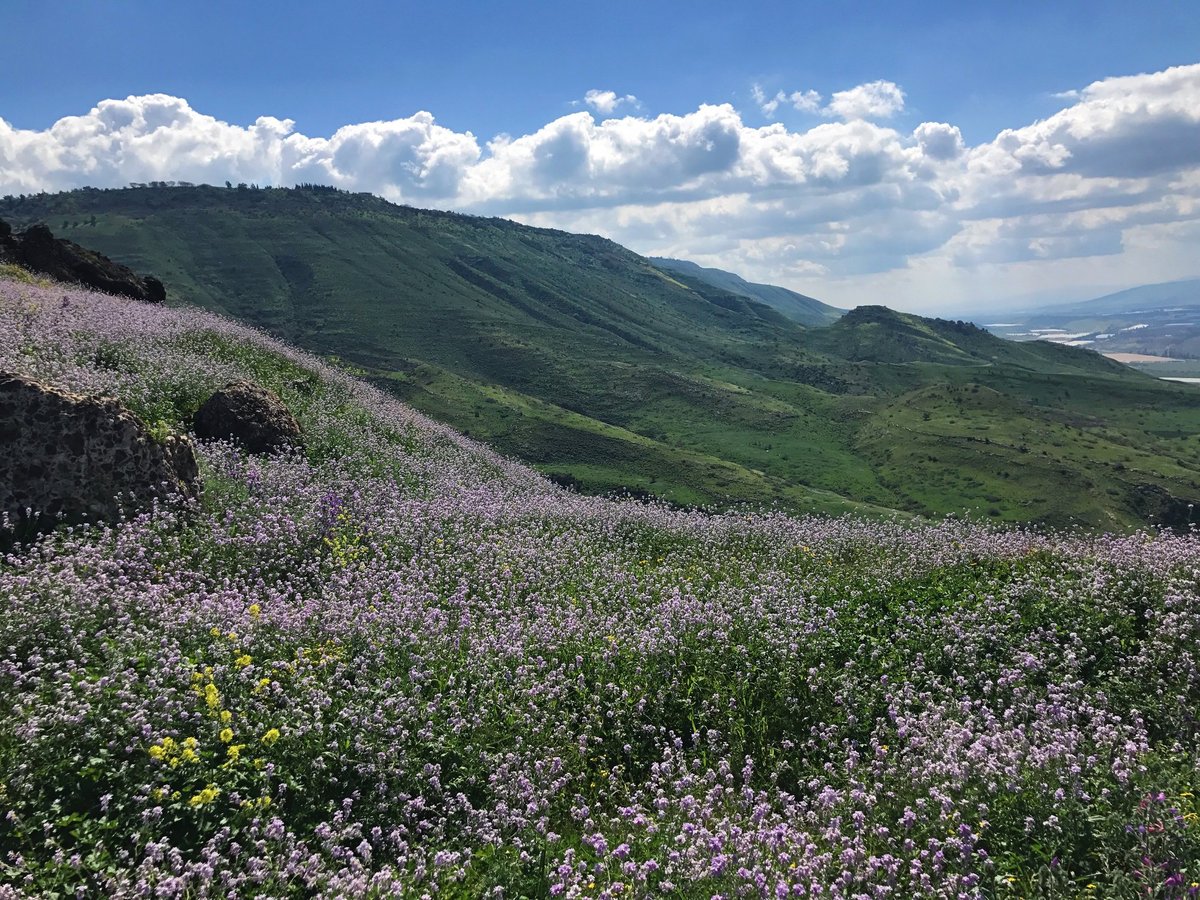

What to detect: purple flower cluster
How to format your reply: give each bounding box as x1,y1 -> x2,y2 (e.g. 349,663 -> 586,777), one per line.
2,278 -> 1199,897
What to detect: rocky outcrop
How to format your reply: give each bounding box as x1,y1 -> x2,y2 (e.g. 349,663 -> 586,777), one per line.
0,219 -> 166,303
193,381 -> 303,454
0,373 -> 199,544
1131,483 -> 1200,534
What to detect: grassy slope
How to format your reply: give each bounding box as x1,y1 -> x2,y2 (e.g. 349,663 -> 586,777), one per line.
5,279 -> 1200,897
649,256 -> 844,326
5,186 -> 1200,529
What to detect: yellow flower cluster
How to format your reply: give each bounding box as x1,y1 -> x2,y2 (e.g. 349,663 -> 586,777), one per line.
240,795 -> 272,811
188,784 -> 220,807
261,728 -> 281,746
147,736 -> 200,768
296,640 -> 345,667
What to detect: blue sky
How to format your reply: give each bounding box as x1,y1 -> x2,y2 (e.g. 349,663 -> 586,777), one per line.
3,0 -> 1200,312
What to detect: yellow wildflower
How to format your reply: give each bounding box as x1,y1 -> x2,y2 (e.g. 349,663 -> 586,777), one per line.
219,727 -> 234,743
261,728 -> 281,746
204,683 -> 220,710
248,603 -> 261,619
210,627 -> 221,637
188,785 -> 220,807
227,744 -> 245,762
235,654 -> 252,668
220,710 -> 232,724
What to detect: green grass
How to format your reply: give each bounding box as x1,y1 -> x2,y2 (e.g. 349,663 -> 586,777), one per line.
5,185 -> 1200,529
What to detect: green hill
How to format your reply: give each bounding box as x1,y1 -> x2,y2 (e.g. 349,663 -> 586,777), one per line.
649,256 -> 844,326
4,184 -> 1200,529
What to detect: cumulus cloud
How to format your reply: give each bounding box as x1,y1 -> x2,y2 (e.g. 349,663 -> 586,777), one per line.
752,85 -> 822,118
581,89 -> 639,115
2,63 -> 1199,311
824,80 -> 906,121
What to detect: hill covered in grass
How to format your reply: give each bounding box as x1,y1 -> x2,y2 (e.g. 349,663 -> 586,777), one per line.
2,276 -> 1199,897
4,185 -> 1200,529
648,256 -> 843,326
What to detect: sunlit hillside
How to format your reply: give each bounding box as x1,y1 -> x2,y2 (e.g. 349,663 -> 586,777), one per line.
2,275 -> 1198,897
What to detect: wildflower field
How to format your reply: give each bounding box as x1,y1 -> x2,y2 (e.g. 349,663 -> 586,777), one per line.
1,277 -> 1199,898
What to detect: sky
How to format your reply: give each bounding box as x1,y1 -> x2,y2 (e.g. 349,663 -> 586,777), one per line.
2,0 -> 1199,314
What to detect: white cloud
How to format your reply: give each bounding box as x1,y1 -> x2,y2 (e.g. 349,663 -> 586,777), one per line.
2,64 -> 1199,313
582,89 -> 639,115
789,90 -> 823,114
752,84 -> 821,118
824,80 -> 906,120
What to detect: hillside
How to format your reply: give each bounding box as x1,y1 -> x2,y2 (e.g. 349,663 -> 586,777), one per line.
4,185 -> 1200,529
2,277 -> 1199,897
649,256 -> 844,326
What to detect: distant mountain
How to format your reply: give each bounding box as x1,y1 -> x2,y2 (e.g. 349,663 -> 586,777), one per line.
4,185 -> 1200,529
985,278 -> 1200,363
650,257 -> 844,326
1030,278 -> 1200,317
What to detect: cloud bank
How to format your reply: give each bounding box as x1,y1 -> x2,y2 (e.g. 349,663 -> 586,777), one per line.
2,64 -> 1199,311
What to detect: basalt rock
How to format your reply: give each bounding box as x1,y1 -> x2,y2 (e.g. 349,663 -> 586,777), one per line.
1130,483 -> 1200,534
0,372 -> 200,545
193,381 -> 303,454
0,219 -> 166,303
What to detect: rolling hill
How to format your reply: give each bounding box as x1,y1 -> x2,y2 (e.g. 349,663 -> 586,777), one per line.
649,256 -> 844,326
4,184 -> 1200,529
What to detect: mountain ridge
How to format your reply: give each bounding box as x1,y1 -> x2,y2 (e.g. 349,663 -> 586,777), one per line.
649,256 -> 844,326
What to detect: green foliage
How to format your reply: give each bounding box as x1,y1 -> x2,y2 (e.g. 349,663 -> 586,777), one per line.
5,185 -> 1200,529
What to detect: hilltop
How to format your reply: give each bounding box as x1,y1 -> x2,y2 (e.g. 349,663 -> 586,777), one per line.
4,185 -> 1200,529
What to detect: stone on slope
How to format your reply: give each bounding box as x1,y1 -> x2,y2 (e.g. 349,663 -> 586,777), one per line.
192,381 -> 303,454
0,220 -> 166,303
0,372 -> 200,543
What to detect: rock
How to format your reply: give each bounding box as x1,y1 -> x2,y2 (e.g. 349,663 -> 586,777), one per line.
1130,483 -> 1200,533
0,219 -> 166,303
193,381 -> 303,454
0,372 -> 200,545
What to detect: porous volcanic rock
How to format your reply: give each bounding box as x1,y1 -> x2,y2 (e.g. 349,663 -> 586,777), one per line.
193,381 -> 303,454
0,372 -> 199,543
0,219 -> 166,303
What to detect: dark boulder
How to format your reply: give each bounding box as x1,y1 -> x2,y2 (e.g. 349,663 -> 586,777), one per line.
193,381 -> 303,454
1131,483 -> 1200,533
0,219 -> 166,303
0,372 -> 200,545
